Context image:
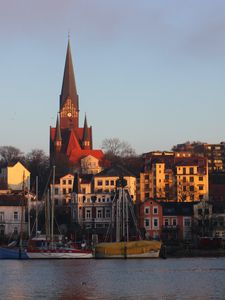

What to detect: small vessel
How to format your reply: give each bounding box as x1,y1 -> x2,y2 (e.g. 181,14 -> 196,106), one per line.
95,240 -> 162,258
26,237 -> 92,259
26,166 -> 93,259
95,177 -> 162,259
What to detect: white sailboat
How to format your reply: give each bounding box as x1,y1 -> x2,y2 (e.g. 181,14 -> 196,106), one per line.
26,166 -> 93,259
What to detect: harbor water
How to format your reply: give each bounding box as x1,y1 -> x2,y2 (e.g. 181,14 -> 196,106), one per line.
1,257 -> 225,300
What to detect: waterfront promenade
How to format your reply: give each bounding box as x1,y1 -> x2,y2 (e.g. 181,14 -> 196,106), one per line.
1,257 -> 225,299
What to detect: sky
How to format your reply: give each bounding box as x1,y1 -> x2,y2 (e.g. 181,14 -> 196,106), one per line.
0,0 -> 225,155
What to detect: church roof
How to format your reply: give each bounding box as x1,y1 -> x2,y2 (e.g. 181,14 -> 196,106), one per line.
60,40 -> 79,109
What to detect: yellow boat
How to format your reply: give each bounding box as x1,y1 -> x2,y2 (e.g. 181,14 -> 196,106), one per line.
95,240 -> 162,258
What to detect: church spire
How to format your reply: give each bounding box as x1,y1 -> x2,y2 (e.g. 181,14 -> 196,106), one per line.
83,114 -> 89,141
60,39 -> 79,110
82,114 -> 90,149
54,114 -> 62,152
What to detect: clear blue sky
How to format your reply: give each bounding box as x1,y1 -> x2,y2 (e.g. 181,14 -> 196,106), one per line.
0,0 -> 225,155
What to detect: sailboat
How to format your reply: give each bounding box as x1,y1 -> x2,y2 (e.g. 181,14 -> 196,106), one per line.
95,178 -> 162,258
26,167 -> 93,259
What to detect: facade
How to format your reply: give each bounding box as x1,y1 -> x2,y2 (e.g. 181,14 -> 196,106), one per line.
93,165 -> 136,202
139,199 -> 163,239
51,174 -> 74,206
80,155 -> 102,175
0,162 -> 30,191
0,195 -> 27,240
139,152 -> 208,203
72,192 -> 113,231
50,40 -> 104,172
193,201 -> 213,237
162,202 -> 193,241
173,141 -> 225,172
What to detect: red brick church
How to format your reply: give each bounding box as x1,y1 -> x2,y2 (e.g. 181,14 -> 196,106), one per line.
50,40 -> 104,172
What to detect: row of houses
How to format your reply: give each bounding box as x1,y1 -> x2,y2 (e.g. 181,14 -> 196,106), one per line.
0,157 -> 225,242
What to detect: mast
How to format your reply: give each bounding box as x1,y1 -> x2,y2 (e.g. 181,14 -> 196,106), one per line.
19,171 -> 25,259
35,176 -> 38,235
51,166 -> 56,248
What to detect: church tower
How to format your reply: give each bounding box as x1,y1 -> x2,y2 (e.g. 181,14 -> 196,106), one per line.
59,39 -> 79,130
50,39 -> 104,171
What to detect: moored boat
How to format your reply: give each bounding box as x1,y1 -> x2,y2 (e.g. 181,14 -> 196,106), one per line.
26,236 -> 93,259
95,240 -> 162,258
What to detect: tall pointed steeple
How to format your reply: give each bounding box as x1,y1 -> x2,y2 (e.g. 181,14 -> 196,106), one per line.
60,39 -> 79,110
54,114 -> 62,152
83,114 -> 89,140
82,114 -> 90,149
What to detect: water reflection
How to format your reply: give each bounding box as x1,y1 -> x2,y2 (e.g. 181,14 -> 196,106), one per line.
0,258 -> 225,300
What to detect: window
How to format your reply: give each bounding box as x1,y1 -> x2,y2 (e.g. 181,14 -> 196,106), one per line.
97,180 -> 103,186
183,186 -> 186,192
63,188 -> 67,195
0,212 -> 4,222
97,209 -> 102,219
14,212 -> 19,221
153,207 -> 158,214
199,195 -> 204,200
183,177 -> 186,183
68,188 -> 72,193
183,168 -> 186,175
184,218 -> 191,227
172,218 -> 177,226
86,209 -> 91,219
199,177 -> 203,181
144,218 -> 150,228
55,188 -> 59,195
199,185 -> 204,191
68,180 -> 72,185
106,180 -> 109,186
190,186 -> 194,192
106,209 -> 111,218
145,175 -> 149,180
153,218 -> 159,229
81,188 -> 86,194
165,175 -> 169,180
62,180 -> 66,185
164,219 -> 169,226
145,207 -> 150,215
190,167 -> 194,175
110,180 -> 114,185
190,177 -> 194,182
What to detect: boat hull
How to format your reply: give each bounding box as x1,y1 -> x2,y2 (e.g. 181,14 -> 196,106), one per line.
95,240 -> 162,259
95,250 -> 160,259
26,250 -> 93,259
0,247 -> 28,259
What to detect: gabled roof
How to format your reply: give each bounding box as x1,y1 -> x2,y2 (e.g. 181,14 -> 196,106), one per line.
60,40 -> 79,110
95,165 -> 135,178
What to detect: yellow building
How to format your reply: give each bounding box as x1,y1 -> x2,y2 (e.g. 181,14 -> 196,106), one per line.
139,153 -> 208,203
176,161 -> 208,202
0,162 -> 30,191
94,166 -> 136,202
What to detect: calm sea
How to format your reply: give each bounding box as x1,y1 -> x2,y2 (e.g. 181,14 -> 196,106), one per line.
0,258 -> 225,300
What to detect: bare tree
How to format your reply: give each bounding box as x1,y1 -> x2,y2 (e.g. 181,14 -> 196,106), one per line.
24,149 -> 50,196
102,138 -> 136,158
0,146 -> 24,167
